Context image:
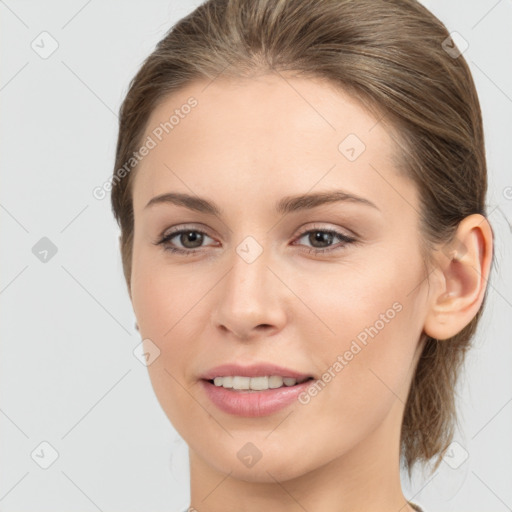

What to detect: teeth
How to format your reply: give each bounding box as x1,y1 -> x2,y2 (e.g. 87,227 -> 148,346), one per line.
233,376 -> 250,390
212,375 -> 309,391
268,375 -> 284,388
249,376 -> 268,390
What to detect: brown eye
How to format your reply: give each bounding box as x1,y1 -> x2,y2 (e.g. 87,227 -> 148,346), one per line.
178,231 -> 204,249
294,228 -> 356,255
307,231 -> 335,248
155,228 -> 215,255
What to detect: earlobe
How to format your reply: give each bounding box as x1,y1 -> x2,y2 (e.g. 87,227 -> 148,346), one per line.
423,214 -> 493,340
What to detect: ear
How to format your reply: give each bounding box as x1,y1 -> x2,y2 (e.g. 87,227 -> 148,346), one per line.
423,214 -> 493,340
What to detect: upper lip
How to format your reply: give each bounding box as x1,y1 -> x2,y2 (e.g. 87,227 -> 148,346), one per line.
200,363 -> 313,381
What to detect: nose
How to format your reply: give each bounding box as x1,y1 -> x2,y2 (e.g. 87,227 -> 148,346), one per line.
211,243 -> 288,341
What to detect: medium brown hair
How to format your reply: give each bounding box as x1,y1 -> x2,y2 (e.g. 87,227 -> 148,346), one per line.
111,0 -> 494,475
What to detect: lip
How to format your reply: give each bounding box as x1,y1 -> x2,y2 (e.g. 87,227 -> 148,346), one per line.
199,363 -> 315,417
199,363 -> 312,380
200,378 -> 314,417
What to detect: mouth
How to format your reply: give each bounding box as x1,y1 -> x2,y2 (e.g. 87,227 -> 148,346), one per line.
204,375 -> 314,392
199,363 -> 316,416
200,374 -> 316,417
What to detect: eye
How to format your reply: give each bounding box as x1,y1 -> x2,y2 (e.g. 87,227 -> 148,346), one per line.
154,224 -> 357,256
293,226 -> 357,255
154,228 -> 216,255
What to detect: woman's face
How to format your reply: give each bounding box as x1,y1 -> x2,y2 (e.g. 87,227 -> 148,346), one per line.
130,73 -> 431,482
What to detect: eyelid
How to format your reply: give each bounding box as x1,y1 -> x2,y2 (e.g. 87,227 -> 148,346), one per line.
292,222 -> 357,241
160,223 -> 211,239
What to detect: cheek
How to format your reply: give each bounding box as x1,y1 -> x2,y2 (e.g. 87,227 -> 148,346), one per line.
130,250 -> 213,388
291,253 -> 421,349
293,251 -> 424,392
130,254 -> 204,434
130,246 -> 194,337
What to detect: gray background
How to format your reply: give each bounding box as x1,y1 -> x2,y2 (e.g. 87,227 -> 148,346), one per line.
1,1 -> 511,511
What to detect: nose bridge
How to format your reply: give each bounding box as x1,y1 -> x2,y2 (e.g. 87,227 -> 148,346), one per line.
226,236 -> 272,309
212,234 -> 286,338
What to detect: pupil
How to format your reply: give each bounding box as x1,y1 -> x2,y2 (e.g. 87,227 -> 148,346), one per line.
181,231 -> 203,248
310,231 -> 333,248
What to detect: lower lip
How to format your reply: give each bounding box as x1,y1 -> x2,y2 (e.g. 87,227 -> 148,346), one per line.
200,379 -> 313,417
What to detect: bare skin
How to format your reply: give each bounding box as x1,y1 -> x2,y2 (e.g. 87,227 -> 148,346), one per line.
127,72 -> 493,512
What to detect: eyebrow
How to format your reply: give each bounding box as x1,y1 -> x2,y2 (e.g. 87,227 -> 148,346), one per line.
144,190 -> 380,215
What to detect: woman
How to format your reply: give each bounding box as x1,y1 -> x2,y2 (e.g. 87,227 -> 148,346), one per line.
110,0 -> 494,510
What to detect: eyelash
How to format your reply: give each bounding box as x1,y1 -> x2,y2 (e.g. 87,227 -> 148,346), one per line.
154,225 -> 357,256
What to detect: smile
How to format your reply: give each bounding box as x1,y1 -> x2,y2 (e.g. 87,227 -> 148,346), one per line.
201,377 -> 315,417
210,375 -> 312,391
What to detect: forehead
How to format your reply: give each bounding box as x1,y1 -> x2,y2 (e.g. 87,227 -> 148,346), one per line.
142,72 -> 390,154
131,73 -> 409,215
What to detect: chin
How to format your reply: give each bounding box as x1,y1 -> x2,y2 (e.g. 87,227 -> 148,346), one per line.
192,432 -> 329,483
